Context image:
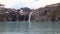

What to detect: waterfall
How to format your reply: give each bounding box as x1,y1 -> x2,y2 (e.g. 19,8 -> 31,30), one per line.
28,11 -> 33,33
28,11 -> 33,22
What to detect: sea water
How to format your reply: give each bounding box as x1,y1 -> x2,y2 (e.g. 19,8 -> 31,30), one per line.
0,21 -> 60,34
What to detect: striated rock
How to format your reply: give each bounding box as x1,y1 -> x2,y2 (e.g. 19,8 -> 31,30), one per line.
0,3 -> 60,22
0,8 -> 17,21
17,7 -> 32,21
31,3 -> 60,22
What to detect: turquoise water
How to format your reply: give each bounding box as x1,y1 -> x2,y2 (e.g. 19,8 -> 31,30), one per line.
0,21 -> 60,34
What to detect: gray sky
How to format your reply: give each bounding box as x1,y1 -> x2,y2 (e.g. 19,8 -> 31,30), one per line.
0,0 -> 60,9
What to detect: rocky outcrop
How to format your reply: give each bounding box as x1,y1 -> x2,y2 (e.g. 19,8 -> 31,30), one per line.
0,8 -> 17,21
31,3 -> 60,22
0,3 -> 60,22
0,7 -> 32,22
17,7 -> 32,21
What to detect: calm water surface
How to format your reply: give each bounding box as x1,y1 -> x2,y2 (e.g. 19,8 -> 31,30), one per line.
0,21 -> 60,34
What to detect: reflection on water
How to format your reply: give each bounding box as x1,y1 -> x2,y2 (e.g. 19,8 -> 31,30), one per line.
0,21 -> 60,34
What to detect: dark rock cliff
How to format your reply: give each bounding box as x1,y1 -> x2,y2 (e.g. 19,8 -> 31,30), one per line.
0,7 -> 32,22
31,3 -> 60,22
0,3 -> 60,22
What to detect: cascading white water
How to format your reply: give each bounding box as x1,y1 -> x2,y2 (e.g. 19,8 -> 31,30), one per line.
28,11 -> 33,33
28,11 -> 33,22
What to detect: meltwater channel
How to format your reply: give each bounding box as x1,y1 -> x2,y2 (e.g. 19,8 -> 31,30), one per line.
0,21 -> 60,34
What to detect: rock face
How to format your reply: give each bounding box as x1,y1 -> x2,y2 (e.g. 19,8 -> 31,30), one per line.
17,7 -> 32,21
0,3 -> 60,22
0,8 -> 17,21
31,3 -> 60,22
0,4 -> 4,8
0,7 -> 32,22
